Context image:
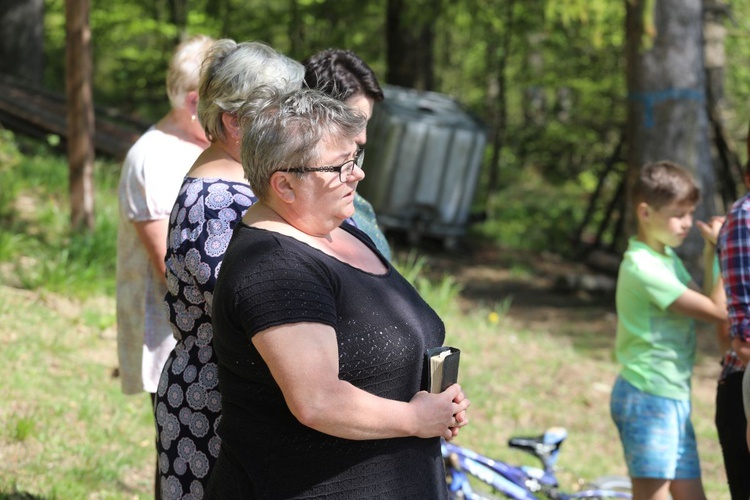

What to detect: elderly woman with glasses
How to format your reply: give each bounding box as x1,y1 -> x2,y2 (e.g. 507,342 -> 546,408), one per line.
206,88 -> 470,499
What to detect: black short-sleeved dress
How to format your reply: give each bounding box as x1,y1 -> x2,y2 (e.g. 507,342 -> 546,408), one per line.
207,222 -> 448,499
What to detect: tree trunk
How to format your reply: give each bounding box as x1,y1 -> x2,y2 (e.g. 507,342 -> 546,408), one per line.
485,0 -> 514,199
66,0 -> 95,231
626,0 -> 714,277
168,0 -> 189,43
703,0 -> 742,210
0,0 -> 44,86
288,0 -> 304,59
169,0 -> 188,29
386,0 -> 439,90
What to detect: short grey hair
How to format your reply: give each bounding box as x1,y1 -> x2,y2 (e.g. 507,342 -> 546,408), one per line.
197,39 -> 304,143
166,34 -> 215,110
239,88 -> 367,201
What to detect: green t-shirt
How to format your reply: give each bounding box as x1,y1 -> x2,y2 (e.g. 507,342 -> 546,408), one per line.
615,237 -> 695,400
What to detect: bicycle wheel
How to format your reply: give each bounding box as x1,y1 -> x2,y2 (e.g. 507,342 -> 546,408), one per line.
448,490 -> 504,500
446,473 -> 505,500
589,475 -> 631,492
576,475 -> 632,499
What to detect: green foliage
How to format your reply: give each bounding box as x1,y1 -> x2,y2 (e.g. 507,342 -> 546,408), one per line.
394,251 -> 464,317
33,1 -> 750,255
42,0 -> 390,119
0,130 -> 22,223
475,167 -> 603,254
544,0 -> 625,48
724,2 -> 750,149
15,213 -> 118,296
0,134 -> 120,296
432,0 -> 627,225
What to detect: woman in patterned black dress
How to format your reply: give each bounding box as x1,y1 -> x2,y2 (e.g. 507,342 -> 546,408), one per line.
206,88 -> 471,499
155,39 -> 304,500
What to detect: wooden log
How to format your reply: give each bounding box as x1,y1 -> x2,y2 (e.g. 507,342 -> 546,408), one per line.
0,77 -> 145,159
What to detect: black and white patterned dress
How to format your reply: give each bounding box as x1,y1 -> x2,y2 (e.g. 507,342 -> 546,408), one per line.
155,177 -> 256,499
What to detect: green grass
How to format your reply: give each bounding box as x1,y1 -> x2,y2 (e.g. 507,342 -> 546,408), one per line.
0,133 -> 119,296
394,250 -> 464,317
0,287 -> 154,498
0,282 -> 729,498
0,132 -> 731,498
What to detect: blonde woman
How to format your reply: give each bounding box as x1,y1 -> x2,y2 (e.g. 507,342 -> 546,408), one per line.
116,33 -> 214,499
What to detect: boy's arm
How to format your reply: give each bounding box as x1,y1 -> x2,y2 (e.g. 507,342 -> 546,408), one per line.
668,287 -> 727,323
668,241 -> 727,323
706,238 -> 731,348
709,272 -> 731,351
702,238 -> 717,296
697,216 -> 731,348
684,243 -> 717,295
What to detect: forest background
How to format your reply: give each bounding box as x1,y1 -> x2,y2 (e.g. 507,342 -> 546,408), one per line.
8,0 -> 750,257
2,0 -> 750,498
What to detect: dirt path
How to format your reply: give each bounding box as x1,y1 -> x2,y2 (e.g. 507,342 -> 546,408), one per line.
396,238 -> 617,324
395,236 -> 724,374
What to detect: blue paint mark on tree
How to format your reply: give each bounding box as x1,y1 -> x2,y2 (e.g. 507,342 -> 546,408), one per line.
628,88 -> 705,128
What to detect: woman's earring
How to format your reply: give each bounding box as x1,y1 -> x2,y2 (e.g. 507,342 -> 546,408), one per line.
191,115 -> 197,123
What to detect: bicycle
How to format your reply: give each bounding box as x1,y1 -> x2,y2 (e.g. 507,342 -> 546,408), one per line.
443,427 -> 632,499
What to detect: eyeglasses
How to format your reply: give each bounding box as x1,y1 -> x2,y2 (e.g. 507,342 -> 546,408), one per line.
284,148 -> 365,183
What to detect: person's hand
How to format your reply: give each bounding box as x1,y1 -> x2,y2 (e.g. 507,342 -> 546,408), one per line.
409,384 -> 470,440
447,386 -> 470,440
732,337 -> 750,365
696,216 -> 725,246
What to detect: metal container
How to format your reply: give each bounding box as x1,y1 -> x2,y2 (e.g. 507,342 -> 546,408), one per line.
359,84 -> 487,249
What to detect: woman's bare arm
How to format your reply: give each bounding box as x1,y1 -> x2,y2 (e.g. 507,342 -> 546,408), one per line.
252,322 -> 469,441
133,219 -> 169,285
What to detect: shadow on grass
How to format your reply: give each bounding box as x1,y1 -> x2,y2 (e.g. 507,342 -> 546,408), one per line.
0,491 -> 49,500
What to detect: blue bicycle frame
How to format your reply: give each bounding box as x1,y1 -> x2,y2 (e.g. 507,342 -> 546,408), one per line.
444,441 -> 542,499
443,427 -> 632,499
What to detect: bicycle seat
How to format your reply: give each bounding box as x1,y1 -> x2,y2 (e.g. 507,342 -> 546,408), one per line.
507,427 -> 567,463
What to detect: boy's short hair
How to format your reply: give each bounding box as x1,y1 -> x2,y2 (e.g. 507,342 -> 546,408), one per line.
631,161 -> 700,210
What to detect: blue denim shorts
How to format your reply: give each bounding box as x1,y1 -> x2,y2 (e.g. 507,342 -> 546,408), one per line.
609,376 -> 701,479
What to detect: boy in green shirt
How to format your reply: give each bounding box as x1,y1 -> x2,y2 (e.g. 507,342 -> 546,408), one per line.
610,161 -> 727,500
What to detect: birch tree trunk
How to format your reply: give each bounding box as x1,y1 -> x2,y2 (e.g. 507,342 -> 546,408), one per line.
626,0 -> 715,276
